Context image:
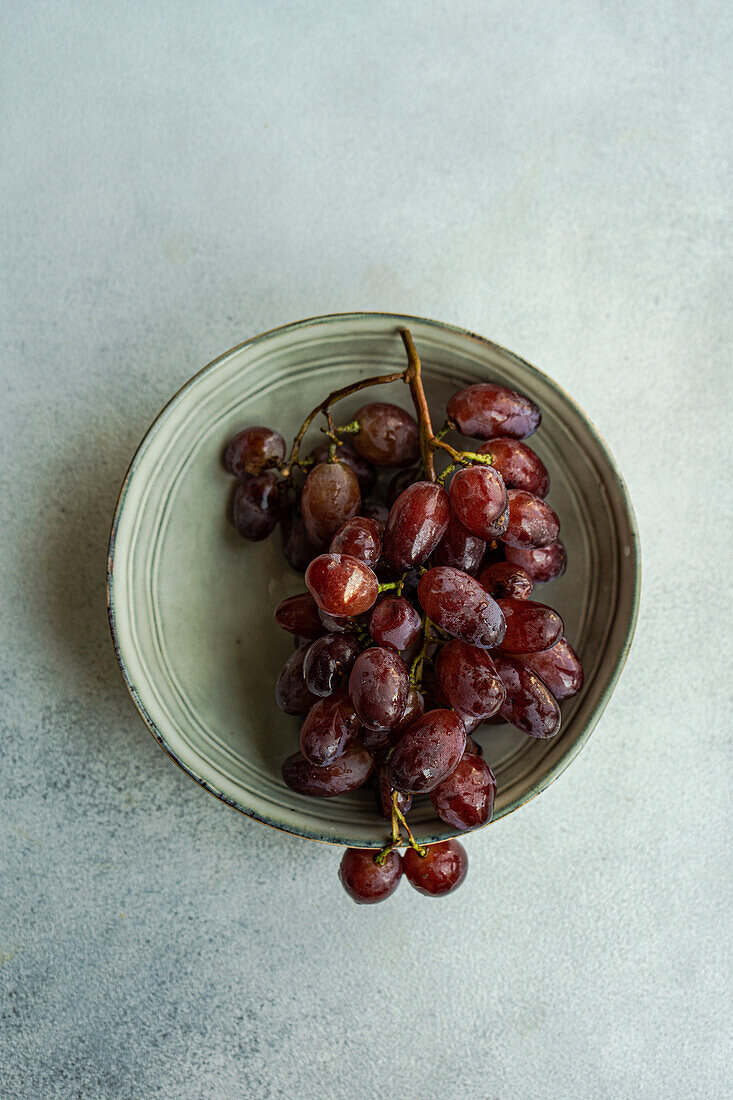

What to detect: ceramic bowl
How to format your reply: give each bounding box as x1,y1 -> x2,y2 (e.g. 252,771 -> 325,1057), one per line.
107,313 -> 640,847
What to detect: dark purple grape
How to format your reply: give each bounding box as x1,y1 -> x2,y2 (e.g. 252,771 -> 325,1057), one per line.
477,437 -> 549,497
374,766 -> 412,819
305,554 -> 379,617
224,425 -> 286,476
392,685 -> 425,735
369,596 -> 421,651
348,647 -> 409,731
386,709 -> 466,793
329,516 -> 382,566
447,383 -> 541,440
417,566 -> 506,649
301,462 -> 361,548
483,503 -> 510,539
383,482 -> 451,570
518,638 -> 583,700
402,840 -> 468,897
353,402 -> 420,467
339,848 -> 402,904
505,540 -> 567,583
299,687 -> 360,766
281,741 -> 374,797
479,560 -> 534,600
309,441 -> 377,496
496,597 -> 564,654
448,465 -> 508,538
360,500 -> 389,527
319,608 -> 353,633
280,507 -> 319,572
502,490 -> 560,549
274,593 -> 326,639
464,735 -> 483,756
361,726 -> 393,752
492,654 -> 561,738
387,466 -> 420,505
457,711 -> 483,734
435,639 -> 505,719
232,471 -> 282,540
433,514 -> 486,574
430,754 -> 496,830
303,633 -> 361,697
275,643 -> 319,715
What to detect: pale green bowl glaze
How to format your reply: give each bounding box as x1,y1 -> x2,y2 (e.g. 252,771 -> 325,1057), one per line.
107,313 -> 640,847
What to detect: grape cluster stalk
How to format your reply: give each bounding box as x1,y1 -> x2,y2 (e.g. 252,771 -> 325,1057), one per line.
223,329 -> 583,903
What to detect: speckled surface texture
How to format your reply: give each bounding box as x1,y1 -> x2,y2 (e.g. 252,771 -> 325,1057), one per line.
1,3 -> 731,1097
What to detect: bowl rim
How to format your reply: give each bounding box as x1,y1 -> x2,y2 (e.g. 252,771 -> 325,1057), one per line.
106,310 -> 641,846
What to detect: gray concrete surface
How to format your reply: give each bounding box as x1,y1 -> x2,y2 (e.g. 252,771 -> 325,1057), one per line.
1,3 -> 731,1097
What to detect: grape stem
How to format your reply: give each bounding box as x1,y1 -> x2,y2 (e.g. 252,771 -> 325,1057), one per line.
281,370 -> 407,476
374,791 -> 427,862
399,328 -> 437,482
409,614 -> 436,685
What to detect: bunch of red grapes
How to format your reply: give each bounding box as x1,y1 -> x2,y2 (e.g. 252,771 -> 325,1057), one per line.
223,331 -> 583,904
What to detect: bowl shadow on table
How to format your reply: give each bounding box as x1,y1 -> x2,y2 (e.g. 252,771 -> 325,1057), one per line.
28,416 -> 300,855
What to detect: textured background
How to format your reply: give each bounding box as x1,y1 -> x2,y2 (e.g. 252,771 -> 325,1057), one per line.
1,3 -> 731,1097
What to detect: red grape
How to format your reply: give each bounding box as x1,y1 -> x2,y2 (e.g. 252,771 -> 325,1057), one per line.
274,593 -> 326,639
299,687 -> 360,766
447,382 -> 541,440
275,643 -> 319,715
479,560 -> 534,600
387,466 -> 420,505
449,465 -> 508,538
386,709 -> 466,793
433,513 -> 486,574
353,402 -> 420,467
360,500 -> 389,526
435,639 -> 505,719
417,566 -> 506,649
318,608 -> 353,633
374,766 -> 412,819
348,647 -> 409,730
339,847 -> 402,904
430,754 -> 496,830
464,735 -> 483,756
496,597 -> 564,654
301,461 -> 361,547
383,482 -> 451,570
232,472 -> 282,540
329,516 -> 382,566
458,711 -> 483,734
303,633 -> 361,697
369,596 -> 421,651
477,437 -> 549,497
305,554 -> 379,617
281,741 -> 374,797
505,540 -> 567,583
502,490 -> 560,549
402,840 -> 468,897
224,426 -> 286,476
309,441 -> 376,496
281,507 -> 319,572
484,505 -> 510,539
492,654 -> 561,738
361,727 -> 393,752
518,638 -> 583,700
392,685 -> 425,735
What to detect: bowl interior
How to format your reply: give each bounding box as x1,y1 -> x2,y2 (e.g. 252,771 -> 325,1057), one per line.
108,314 -> 639,846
